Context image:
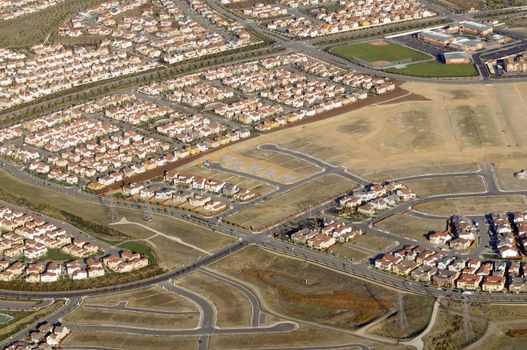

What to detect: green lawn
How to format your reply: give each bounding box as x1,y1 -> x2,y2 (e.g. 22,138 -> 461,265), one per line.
39,248 -> 76,262
331,41 -> 430,65
386,62 -> 479,77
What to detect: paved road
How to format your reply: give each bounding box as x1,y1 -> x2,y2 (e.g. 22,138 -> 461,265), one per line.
200,268 -> 261,327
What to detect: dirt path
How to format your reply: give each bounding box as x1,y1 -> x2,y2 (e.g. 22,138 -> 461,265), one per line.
110,218 -> 211,255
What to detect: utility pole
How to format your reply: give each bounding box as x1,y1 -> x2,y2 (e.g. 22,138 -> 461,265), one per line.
397,293 -> 408,333
99,196 -> 119,223
462,297 -> 473,341
143,199 -> 153,223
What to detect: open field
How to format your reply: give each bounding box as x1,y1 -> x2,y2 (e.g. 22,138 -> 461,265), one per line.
403,176 -> 486,197
331,41 -> 430,68
441,300 -> 527,321
327,243 -> 371,262
376,214 -> 446,244
64,307 -> 199,330
178,163 -> 278,195
350,233 -> 399,252
490,154 -> 527,191
196,146 -> 323,185
199,81 -> 527,182
225,174 -> 356,230
211,323 -> 412,350
387,62 -> 479,77
423,306 -> 487,350
0,0 -> 106,48
63,332 -> 198,349
415,195 -> 527,216
82,286 -> 198,313
210,246 -> 430,330
369,294 -> 435,339
178,272 -> 253,327
133,235 -> 202,270
474,321 -> 527,350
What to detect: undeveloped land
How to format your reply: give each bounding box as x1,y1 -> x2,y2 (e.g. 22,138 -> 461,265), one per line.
376,214 -> 447,243
199,81 -> 527,182
403,176 -> 486,197
415,195 -> 527,216
225,174 -> 356,230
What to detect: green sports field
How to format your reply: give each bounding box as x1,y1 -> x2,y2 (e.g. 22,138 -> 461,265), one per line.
386,62 -> 479,77
330,41 -> 430,67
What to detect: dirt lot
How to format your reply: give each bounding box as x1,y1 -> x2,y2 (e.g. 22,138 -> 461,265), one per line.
198,82 -> 527,182
210,246 -> 432,330
376,214 -> 447,244
350,233 -> 398,253
403,176 -> 486,197
200,146 -> 323,185
415,195 -> 527,216
225,174 -> 356,230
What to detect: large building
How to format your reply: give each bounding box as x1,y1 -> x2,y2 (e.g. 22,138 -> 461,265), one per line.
459,21 -> 493,36
442,52 -> 471,65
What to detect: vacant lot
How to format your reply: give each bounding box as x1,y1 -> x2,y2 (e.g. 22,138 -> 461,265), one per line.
211,246 -> 430,330
369,294 -> 435,339
415,195 -> 527,216
490,154 -> 527,191
331,41 -> 430,68
350,233 -> 398,253
178,272 -> 253,327
0,0 -> 106,48
404,176 -> 486,197
327,243 -> 371,262
63,333 -> 198,349
82,286 -> 198,313
225,175 -> 356,230
387,62 -> 479,77
423,306 -> 487,350
376,214 -> 446,243
201,146 -> 323,185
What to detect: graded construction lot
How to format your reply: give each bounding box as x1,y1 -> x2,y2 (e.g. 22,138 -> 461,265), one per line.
202,146 -> 323,185
331,40 -> 430,68
387,62 -> 479,77
403,176 -> 487,197
178,163 -> 278,195
82,286 -> 198,313
225,174 -> 356,230
178,272 -> 253,327
211,246 -> 431,330
64,302 -> 199,330
210,323 -> 411,350
415,195 -> 527,216
63,333 -> 199,349
376,214 -> 447,244
202,81 -> 527,182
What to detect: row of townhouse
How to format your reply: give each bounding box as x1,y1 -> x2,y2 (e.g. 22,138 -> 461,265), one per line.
338,183 -> 415,216
491,212 -> 527,259
0,0 -> 65,21
221,67 -> 306,94
0,205 -> 99,260
266,0 -> 434,38
6,322 -> 70,350
375,245 -> 523,293
165,170 -> 258,200
167,83 -> 235,107
138,73 -> 202,96
214,98 -> 284,124
105,100 -> 172,125
0,43 -> 157,112
428,216 -> 478,251
188,0 -> 240,30
242,4 -> 288,19
0,145 -> 40,163
260,80 -> 347,108
290,220 -> 364,249
156,114 -> 227,143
